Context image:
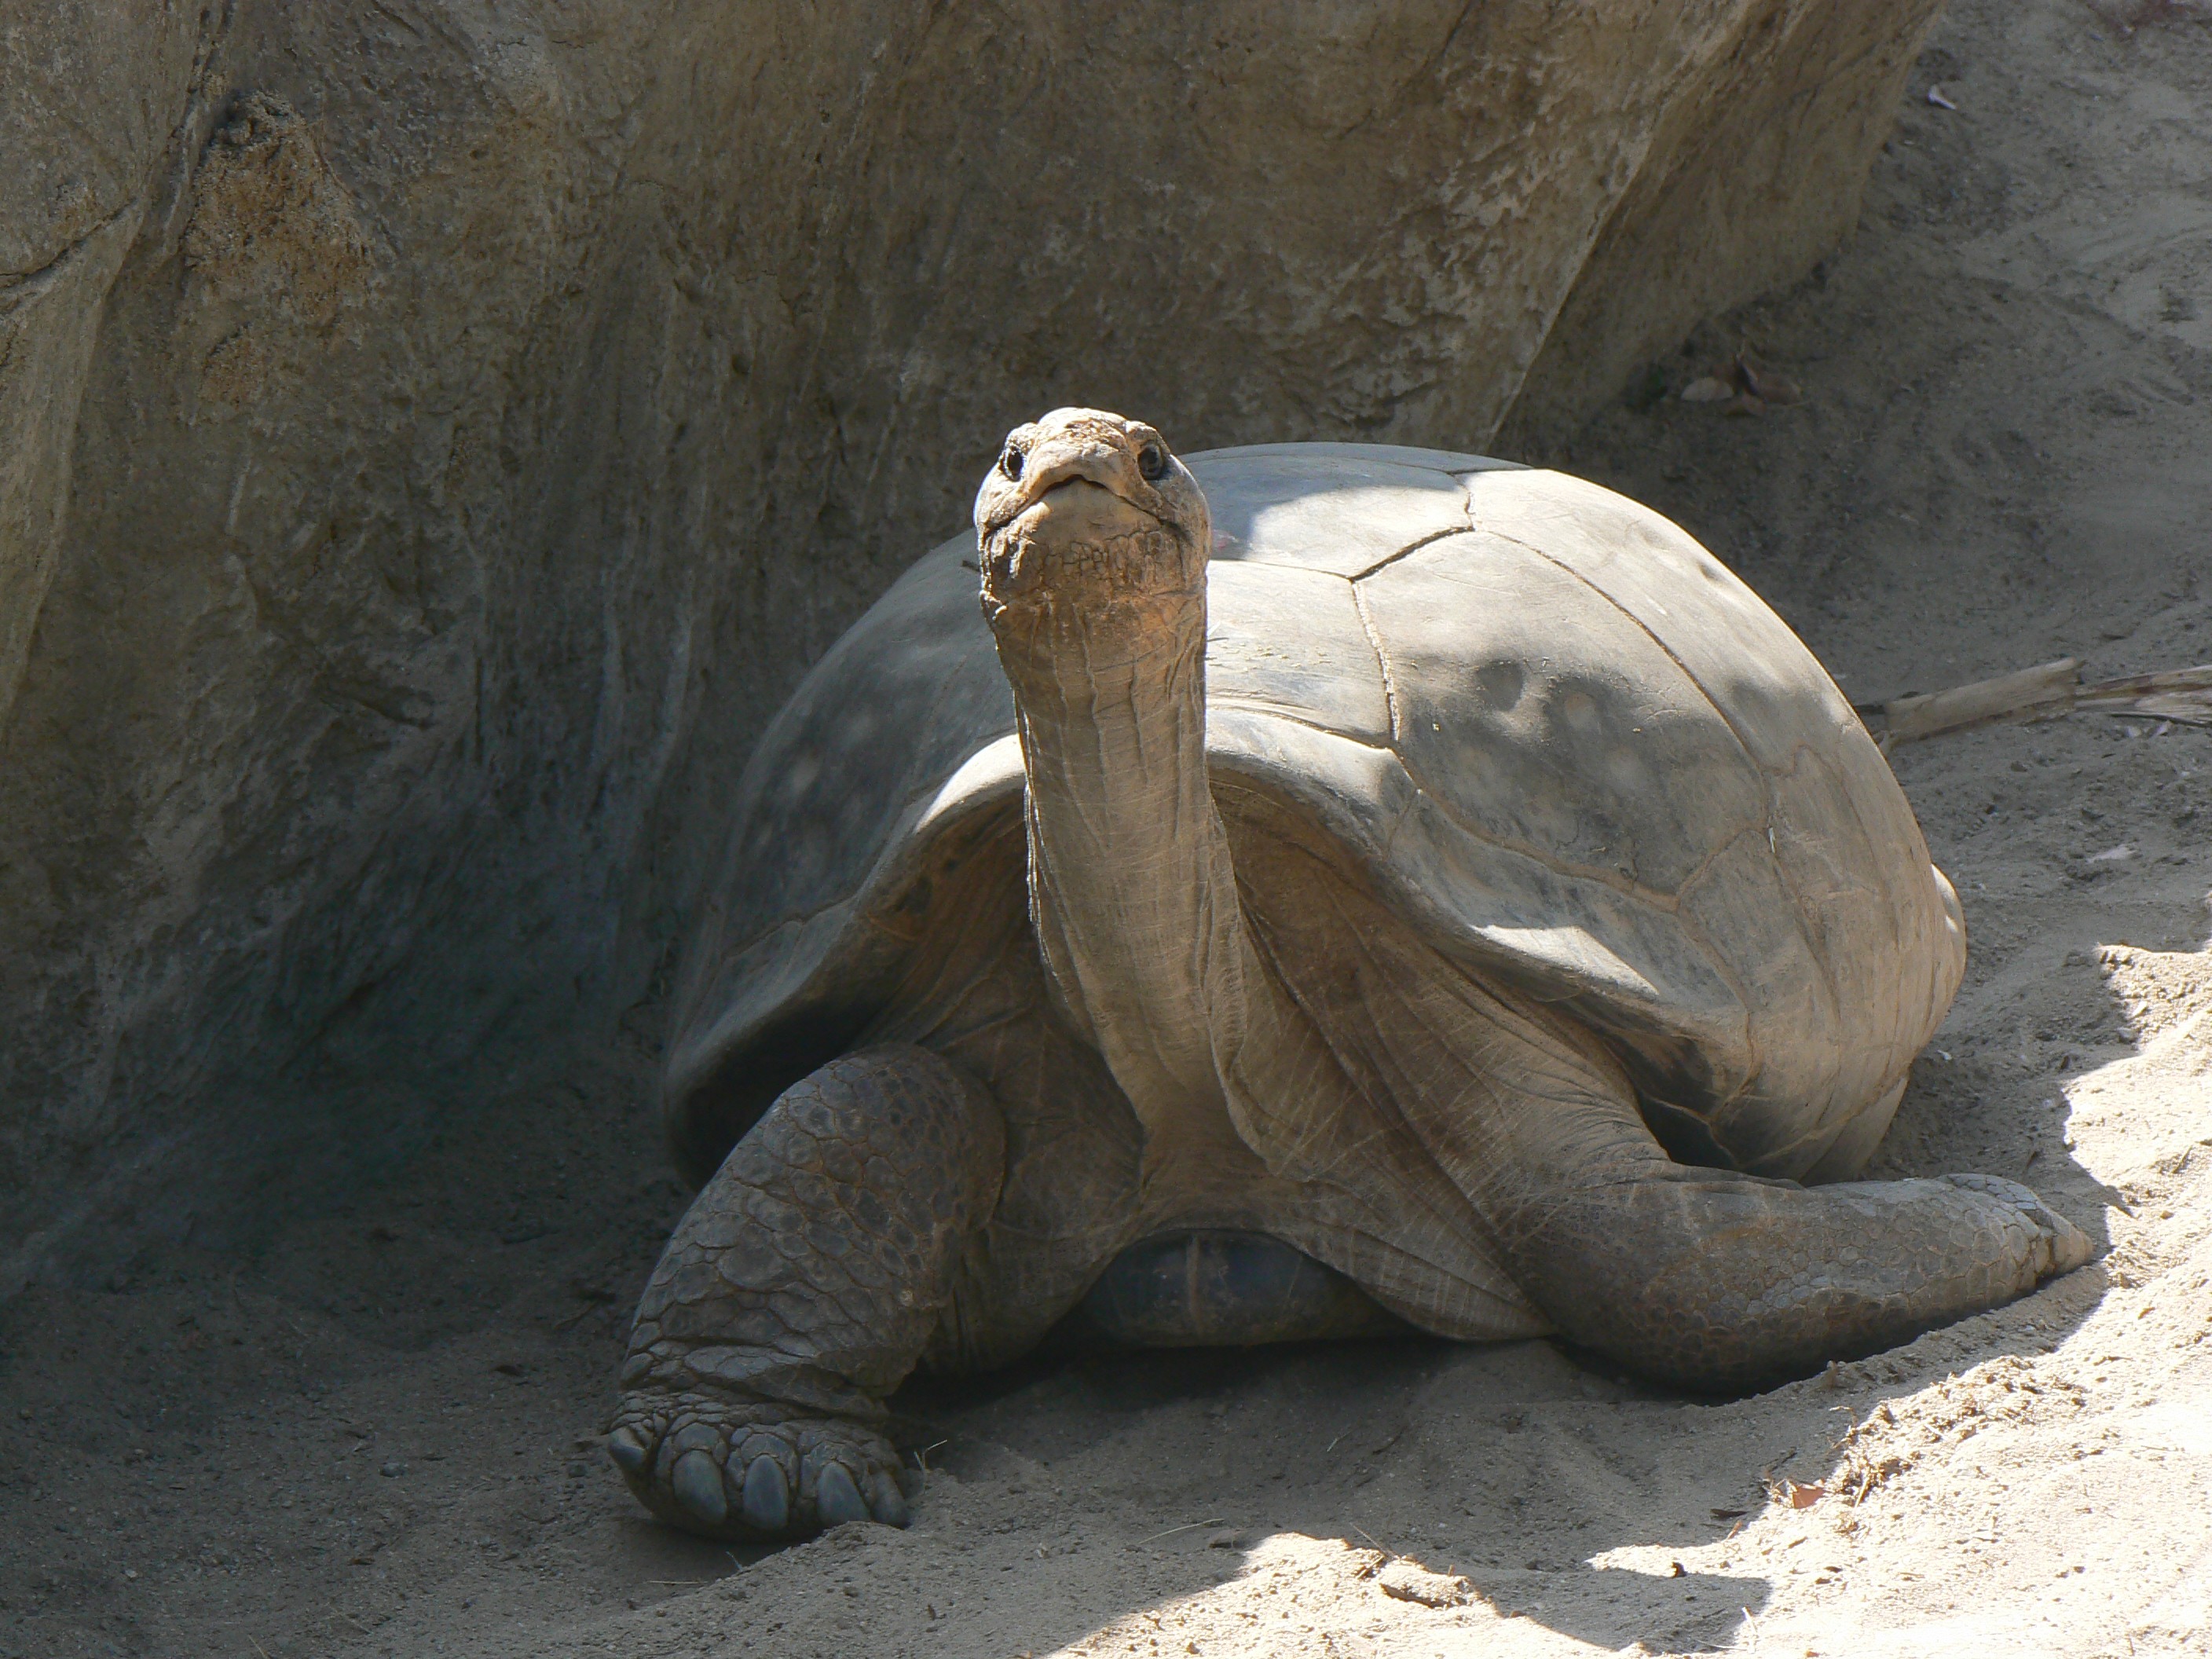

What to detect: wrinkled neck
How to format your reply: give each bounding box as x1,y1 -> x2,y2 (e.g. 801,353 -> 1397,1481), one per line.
990,586 -> 1250,1144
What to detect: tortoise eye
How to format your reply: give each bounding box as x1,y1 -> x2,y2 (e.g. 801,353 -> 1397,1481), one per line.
1137,443 -> 1169,482
1001,445 -> 1024,480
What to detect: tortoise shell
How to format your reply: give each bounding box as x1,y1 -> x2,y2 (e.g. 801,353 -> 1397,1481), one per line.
664,445 -> 1961,1188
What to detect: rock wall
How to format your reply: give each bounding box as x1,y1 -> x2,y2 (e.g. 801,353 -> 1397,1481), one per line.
0,0 -> 1939,1294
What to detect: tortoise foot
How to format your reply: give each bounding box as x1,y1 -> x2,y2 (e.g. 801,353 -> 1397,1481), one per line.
1936,1172 -> 2096,1276
608,1389 -> 912,1540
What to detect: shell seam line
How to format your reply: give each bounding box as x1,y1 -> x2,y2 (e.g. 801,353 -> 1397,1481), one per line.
1477,526 -> 1773,811
1379,738 -> 1701,916
1206,698 -> 1392,748
1378,730 -> 1763,1060
1350,583 -> 1404,746
1397,760 -> 1760,1044
1352,746 -> 1763,1061
1478,525 -> 1823,1084
1346,519 -> 1477,584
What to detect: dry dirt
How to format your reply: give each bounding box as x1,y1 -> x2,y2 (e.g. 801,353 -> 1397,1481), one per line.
5,1 -> 2210,1654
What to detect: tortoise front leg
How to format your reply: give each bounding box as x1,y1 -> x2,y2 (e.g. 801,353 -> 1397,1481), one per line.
610,1044 -> 1003,1538
1498,1163 -> 2092,1392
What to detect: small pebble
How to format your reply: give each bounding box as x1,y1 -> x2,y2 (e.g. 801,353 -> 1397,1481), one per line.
379,1461 -> 405,1478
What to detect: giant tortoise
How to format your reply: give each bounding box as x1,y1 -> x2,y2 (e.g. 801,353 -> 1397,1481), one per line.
609,408 -> 2089,1539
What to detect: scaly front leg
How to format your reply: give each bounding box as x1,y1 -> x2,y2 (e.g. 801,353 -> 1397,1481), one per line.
610,1045 -> 1003,1538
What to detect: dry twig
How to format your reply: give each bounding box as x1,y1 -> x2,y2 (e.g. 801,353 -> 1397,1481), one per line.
1855,657 -> 2212,749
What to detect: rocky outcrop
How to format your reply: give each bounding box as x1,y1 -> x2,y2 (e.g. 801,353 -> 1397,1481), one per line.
0,0 -> 1938,1293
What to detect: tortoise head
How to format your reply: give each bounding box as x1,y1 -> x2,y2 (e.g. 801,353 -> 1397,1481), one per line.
972,408 -> 1210,633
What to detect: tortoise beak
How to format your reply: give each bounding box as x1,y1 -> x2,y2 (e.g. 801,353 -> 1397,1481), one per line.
1009,474 -> 1159,544
980,478 -> 1169,606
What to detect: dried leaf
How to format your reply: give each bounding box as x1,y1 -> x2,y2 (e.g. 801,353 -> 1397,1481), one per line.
1737,355 -> 1802,406
1788,1480 -> 1826,1509
1375,1561 -> 1469,1607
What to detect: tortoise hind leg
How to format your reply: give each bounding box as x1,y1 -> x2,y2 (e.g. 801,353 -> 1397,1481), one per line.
610,1044 -> 1003,1538
1364,975 -> 2093,1393
1364,965 -> 2089,1392
1499,1160 -> 2090,1392
1229,848 -> 2089,1394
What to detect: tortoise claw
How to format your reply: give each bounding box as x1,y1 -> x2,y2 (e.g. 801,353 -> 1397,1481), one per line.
866,1469 -> 911,1528
606,1426 -> 649,1474
815,1463 -> 867,1527
741,1455 -> 789,1533
671,1449 -> 727,1525
610,1393 -> 906,1539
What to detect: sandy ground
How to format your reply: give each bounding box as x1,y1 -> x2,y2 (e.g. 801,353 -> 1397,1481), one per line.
5,1 -> 2211,1655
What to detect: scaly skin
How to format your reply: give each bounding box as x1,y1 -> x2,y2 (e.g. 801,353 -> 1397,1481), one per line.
610,1046 -> 1003,1538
